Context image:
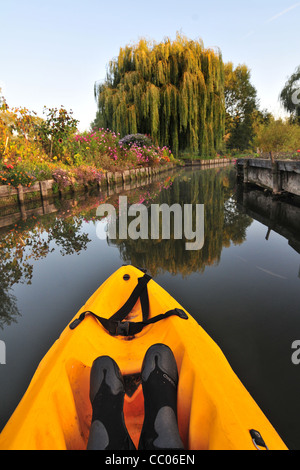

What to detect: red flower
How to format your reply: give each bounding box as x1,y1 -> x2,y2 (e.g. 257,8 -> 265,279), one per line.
297,150 -> 300,153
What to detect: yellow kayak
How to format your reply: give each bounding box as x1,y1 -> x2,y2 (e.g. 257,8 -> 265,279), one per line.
0,265 -> 288,450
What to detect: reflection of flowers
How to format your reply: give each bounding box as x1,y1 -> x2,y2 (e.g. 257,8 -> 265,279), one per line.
162,176 -> 173,190
0,171 -> 175,326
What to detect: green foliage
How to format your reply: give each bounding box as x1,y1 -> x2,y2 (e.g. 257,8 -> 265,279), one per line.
255,118 -> 300,154
280,65 -> 300,124
72,128 -> 172,169
224,63 -> 258,151
0,99 -> 46,162
0,162 -> 36,188
94,33 -> 225,156
35,106 -> 79,160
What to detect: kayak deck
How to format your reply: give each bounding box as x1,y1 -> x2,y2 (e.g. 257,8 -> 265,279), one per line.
0,266 -> 288,450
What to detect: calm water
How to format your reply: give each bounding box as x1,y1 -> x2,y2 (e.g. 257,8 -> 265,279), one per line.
0,166 -> 300,450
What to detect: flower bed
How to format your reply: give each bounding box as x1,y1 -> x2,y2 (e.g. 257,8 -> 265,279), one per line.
0,127 -> 175,191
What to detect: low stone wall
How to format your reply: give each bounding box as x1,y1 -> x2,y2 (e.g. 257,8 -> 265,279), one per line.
236,159 -> 300,197
0,159 -> 233,210
0,166 -> 177,228
0,164 -> 174,209
183,158 -> 231,167
237,185 -> 300,254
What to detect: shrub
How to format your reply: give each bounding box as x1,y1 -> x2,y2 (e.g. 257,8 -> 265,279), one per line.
255,119 -> 300,154
73,165 -> 104,185
0,162 -> 36,188
52,168 -> 73,189
35,106 -> 79,161
118,133 -> 153,148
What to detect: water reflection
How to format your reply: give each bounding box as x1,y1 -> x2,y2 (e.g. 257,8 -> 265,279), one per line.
2,166 -> 300,329
108,168 -> 253,276
0,174 -> 175,326
0,217 -> 90,328
0,167 -> 250,325
1,166 -> 300,448
237,184 -> 300,258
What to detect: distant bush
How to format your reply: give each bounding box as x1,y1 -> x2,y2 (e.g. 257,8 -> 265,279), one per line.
118,134 -> 153,148
255,119 -> 300,154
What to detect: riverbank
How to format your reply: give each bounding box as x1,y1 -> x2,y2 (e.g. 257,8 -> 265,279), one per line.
0,163 -> 174,209
0,158 -> 233,210
236,158 -> 300,198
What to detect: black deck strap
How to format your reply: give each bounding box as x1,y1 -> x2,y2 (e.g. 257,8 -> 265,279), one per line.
69,311 -> 116,335
109,273 -> 152,323
69,271 -> 187,336
70,272 -> 151,333
69,308 -> 188,336
124,308 -> 188,336
140,283 -> 150,322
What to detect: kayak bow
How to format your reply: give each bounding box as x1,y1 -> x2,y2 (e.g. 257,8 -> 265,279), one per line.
0,266 -> 288,450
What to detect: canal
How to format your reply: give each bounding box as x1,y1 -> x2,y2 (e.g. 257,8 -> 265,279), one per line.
0,165 -> 299,450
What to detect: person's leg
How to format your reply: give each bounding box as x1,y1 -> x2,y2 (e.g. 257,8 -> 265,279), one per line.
138,344 -> 184,450
87,356 -> 135,450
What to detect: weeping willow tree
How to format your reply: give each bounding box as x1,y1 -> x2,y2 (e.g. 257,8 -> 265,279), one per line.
280,65 -> 300,124
93,34 -> 225,156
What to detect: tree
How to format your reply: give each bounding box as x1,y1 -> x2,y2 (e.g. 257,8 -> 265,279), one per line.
280,66 -> 300,124
255,118 -> 300,154
0,93 -> 41,161
35,106 -> 79,160
224,63 -> 258,151
93,34 -> 225,156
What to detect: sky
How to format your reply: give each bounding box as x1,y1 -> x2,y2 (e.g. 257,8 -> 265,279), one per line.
1,0 -> 299,131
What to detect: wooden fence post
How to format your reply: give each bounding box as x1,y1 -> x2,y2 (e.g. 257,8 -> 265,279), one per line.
272,161 -> 281,194
17,185 -> 24,205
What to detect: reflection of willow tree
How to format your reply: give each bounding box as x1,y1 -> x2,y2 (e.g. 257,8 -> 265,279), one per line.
109,168 -> 252,276
0,214 -> 90,328
0,177 -> 175,329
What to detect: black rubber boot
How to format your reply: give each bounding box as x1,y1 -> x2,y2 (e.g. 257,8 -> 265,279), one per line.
87,356 -> 136,450
138,344 -> 184,450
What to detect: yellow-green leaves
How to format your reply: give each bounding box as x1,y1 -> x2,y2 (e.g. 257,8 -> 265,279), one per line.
95,34 -> 225,156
